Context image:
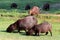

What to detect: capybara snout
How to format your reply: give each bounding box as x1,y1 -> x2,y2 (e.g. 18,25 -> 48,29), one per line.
6,23 -> 17,33
6,24 -> 13,33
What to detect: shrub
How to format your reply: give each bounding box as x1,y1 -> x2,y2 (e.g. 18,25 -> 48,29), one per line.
11,3 -> 18,8
25,4 -> 31,10
43,3 -> 50,11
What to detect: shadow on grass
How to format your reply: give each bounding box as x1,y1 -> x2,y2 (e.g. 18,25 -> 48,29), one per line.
0,30 -> 51,36
0,30 -> 6,32
19,32 -> 48,36
0,30 -> 26,35
0,30 -> 19,33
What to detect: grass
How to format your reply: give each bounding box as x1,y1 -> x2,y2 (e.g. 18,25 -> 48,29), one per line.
0,11 -> 60,40
0,18 -> 60,40
0,18 -> 59,40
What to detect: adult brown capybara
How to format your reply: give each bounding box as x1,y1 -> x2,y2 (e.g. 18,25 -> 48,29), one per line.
29,6 -> 40,16
26,21 -> 52,36
6,16 -> 37,33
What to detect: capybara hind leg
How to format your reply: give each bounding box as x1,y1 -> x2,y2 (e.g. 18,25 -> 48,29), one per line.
35,31 -> 40,36
50,31 -> 52,36
49,29 -> 52,36
45,32 -> 48,35
37,33 -> 39,36
18,29 -> 20,33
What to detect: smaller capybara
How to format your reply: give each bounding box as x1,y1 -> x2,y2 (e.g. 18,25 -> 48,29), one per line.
29,6 -> 40,16
6,16 -> 37,33
26,21 -> 52,36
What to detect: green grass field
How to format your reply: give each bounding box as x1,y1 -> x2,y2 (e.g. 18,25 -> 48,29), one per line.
0,0 -> 60,40
0,11 -> 60,40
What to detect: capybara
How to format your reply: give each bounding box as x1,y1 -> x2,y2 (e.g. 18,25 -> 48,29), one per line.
26,21 -> 52,36
11,3 -> 17,8
29,6 -> 40,16
6,16 -> 37,33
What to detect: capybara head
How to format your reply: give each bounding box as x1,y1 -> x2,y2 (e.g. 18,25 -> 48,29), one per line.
26,29 -> 34,35
6,24 -> 15,33
6,19 -> 21,33
26,25 -> 36,35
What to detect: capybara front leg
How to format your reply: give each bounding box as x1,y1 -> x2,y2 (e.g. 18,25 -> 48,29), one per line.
35,31 -> 39,36
35,31 -> 37,36
45,32 -> 48,35
18,29 -> 20,33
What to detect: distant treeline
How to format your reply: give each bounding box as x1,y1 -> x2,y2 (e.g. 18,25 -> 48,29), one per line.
0,0 -> 60,10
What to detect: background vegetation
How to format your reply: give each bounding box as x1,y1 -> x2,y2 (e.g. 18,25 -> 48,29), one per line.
0,0 -> 60,11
